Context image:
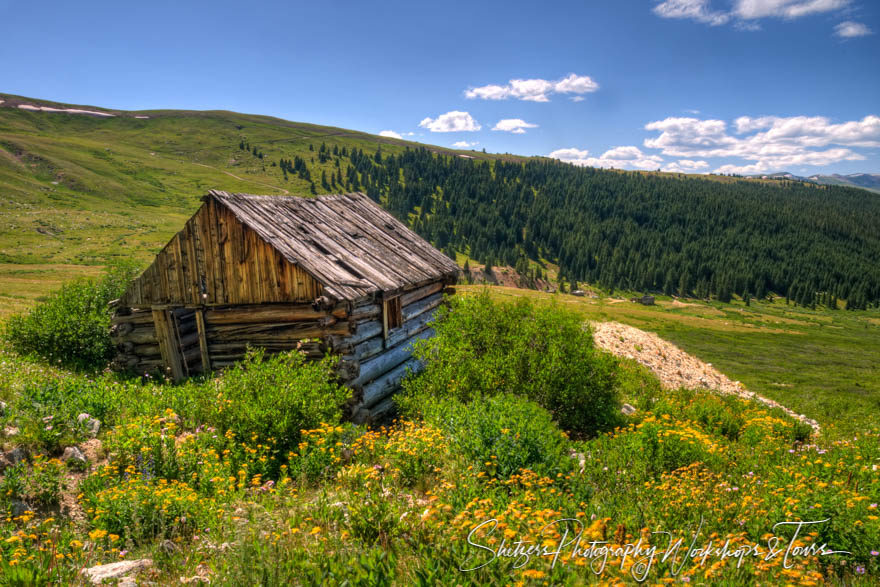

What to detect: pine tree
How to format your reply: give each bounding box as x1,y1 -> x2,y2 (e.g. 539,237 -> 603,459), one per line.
678,271 -> 690,298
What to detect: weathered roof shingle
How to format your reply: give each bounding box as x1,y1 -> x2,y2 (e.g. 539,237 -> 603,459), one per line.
207,190 -> 459,301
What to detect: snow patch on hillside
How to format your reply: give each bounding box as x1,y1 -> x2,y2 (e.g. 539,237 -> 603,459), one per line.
17,104 -> 115,117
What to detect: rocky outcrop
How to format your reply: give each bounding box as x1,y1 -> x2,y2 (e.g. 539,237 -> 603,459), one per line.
82,560 -> 152,585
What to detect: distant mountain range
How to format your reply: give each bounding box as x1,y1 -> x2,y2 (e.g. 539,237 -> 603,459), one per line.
747,172 -> 880,194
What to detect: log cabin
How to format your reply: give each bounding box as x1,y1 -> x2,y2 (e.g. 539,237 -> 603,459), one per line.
110,190 -> 459,423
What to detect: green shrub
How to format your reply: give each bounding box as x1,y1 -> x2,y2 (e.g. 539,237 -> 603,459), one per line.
635,417 -> 723,475
347,486 -> 401,546
3,262 -> 140,370
614,357 -> 663,411
683,394 -> 746,441
28,455 -> 65,508
401,291 -> 618,436
84,476 -> 214,542
10,375 -> 128,452
0,462 -> 27,505
289,423 -> 363,482
209,347 -> 351,460
415,393 -> 573,479
0,457 -> 65,510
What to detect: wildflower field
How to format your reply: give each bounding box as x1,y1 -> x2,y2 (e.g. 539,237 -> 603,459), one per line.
0,281 -> 877,584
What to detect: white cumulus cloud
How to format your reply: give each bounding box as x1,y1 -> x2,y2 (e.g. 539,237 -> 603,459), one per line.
643,114 -> 877,172
452,141 -> 478,148
653,0 -> 730,25
835,21 -> 872,38
549,146 -> 663,170
662,159 -> 711,173
466,73 -> 599,102
734,0 -> 849,20
653,0 -> 856,33
492,119 -> 539,134
418,111 -> 481,133
378,130 -> 402,139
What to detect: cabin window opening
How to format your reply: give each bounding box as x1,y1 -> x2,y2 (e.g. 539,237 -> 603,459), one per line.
384,296 -> 402,337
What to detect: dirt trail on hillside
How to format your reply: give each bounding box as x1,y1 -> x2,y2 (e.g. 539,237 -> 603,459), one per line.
591,321 -> 820,433
192,162 -> 290,194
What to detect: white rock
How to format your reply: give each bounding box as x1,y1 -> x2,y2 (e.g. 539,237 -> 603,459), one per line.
78,413 -> 101,436
82,560 -> 152,585
62,446 -> 87,465
621,403 -> 637,416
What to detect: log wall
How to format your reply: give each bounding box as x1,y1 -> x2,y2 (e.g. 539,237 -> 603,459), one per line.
111,280 -> 455,424
120,198 -> 324,307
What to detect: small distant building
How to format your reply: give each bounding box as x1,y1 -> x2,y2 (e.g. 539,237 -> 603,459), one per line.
110,190 -> 459,423
629,294 -> 655,305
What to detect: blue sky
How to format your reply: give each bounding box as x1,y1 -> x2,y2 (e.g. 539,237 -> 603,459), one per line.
1,0 -> 878,174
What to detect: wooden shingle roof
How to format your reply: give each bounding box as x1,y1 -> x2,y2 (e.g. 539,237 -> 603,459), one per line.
207,190 -> 459,302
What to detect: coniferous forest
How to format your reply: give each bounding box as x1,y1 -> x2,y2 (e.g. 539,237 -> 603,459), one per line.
311,145 -> 880,308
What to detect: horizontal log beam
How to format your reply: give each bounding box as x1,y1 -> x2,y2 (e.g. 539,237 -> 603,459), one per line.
343,336 -> 384,363
361,357 -> 421,408
133,343 -> 160,356
114,328 -> 157,345
344,320 -> 382,346
402,292 -> 443,323
204,304 -> 346,325
385,309 -> 436,348
352,396 -> 397,425
205,321 -> 351,341
350,328 -> 434,388
350,303 -> 381,321
400,281 -> 444,307
110,312 -> 154,326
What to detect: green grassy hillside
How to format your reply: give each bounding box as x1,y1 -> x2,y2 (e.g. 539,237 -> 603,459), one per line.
6,92 -> 879,316
0,92 -> 485,268
0,93 -> 495,314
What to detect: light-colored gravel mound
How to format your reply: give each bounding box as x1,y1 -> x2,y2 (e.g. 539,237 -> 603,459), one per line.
590,321 -> 820,433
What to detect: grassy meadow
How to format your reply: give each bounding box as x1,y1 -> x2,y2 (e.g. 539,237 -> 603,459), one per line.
0,288 -> 877,584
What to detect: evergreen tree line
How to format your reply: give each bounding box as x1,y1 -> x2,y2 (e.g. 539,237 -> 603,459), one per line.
303,145 -> 880,308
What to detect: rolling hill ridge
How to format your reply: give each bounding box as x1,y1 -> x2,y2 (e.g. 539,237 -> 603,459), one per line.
1,93 -> 880,311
